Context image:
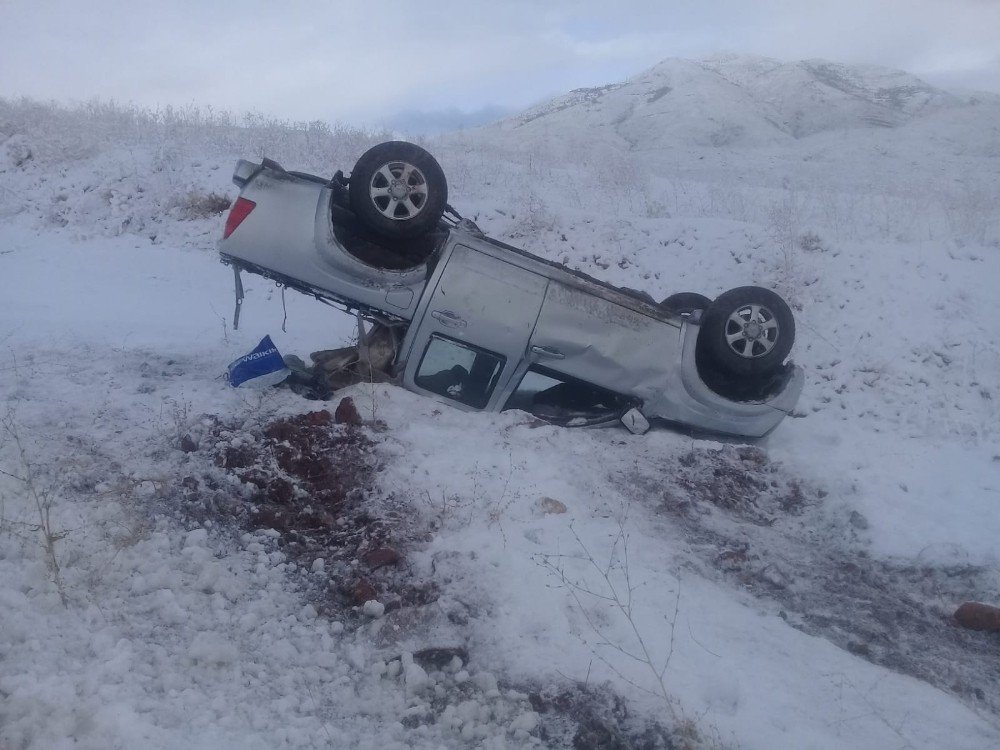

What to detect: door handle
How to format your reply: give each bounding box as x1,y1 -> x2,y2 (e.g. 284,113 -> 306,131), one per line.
431,309 -> 467,328
530,345 -> 564,359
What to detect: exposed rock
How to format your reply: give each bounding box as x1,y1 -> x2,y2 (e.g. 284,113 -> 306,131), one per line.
335,397 -> 362,425
412,646 -> 469,671
263,410 -> 331,442
538,496 -> 568,515
301,409 -> 332,426
179,434 -> 199,453
954,602 -> 1000,632
362,546 -> 400,569
349,578 -> 378,605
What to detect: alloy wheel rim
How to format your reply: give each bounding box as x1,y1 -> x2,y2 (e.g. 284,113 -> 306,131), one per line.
369,161 -> 428,220
723,303 -> 779,358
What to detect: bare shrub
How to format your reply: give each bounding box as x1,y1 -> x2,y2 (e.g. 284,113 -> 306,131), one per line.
0,411 -> 68,605
538,507 -> 681,723
798,230 -> 825,253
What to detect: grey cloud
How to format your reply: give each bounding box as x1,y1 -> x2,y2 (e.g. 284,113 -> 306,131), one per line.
0,0 -> 997,126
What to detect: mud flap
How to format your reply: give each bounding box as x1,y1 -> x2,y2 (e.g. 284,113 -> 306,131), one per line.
232,265 -> 245,330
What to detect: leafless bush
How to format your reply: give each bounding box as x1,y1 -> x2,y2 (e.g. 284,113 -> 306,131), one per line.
536,518 -> 730,747
0,411 -> 68,606
538,507 -> 681,724
485,451 -> 522,543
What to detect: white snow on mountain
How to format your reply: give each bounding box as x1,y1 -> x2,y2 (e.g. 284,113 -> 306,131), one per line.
2,54 -> 1000,749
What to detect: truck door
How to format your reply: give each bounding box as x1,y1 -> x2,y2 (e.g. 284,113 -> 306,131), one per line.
402,244 -> 547,410
523,280 -> 680,397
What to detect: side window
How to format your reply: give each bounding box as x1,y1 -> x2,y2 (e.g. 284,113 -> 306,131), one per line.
414,335 -> 505,409
504,367 -> 635,426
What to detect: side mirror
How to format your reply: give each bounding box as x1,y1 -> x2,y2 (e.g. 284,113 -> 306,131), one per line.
621,407 -> 650,435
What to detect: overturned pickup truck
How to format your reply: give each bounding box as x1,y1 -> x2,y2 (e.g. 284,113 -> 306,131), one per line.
218,141 -> 803,437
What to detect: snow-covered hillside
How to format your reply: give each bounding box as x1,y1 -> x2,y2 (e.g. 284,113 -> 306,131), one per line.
513,55 -> 969,145
2,54 -> 1000,749
482,54 -> 1000,247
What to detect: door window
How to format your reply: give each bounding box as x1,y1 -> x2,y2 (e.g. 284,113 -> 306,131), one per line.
414,335 -> 505,409
504,366 -> 634,426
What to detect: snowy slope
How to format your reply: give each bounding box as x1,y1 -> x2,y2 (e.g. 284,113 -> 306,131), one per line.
479,54 -> 1000,247
2,53 -> 1000,750
507,53 -> 988,146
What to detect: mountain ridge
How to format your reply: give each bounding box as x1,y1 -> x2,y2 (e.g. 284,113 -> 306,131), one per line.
503,54 -> 998,148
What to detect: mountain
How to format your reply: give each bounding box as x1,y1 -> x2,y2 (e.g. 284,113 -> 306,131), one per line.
438,54 -> 999,249
504,54 -> 997,151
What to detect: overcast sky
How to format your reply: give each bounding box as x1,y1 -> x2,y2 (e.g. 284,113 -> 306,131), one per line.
2,0 -> 998,130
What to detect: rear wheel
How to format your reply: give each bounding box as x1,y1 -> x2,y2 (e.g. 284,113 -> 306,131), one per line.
698,286 -> 794,378
349,141 -> 448,240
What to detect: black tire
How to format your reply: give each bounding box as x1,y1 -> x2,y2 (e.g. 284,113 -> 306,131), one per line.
698,286 -> 795,378
660,292 -> 712,318
348,141 -> 448,240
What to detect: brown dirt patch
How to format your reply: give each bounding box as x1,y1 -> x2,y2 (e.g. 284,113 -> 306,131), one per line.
667,445 -> 815,524
180,408 -> 436,617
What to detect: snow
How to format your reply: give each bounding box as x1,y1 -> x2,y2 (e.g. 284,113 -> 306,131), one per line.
2,54 -> 1000,748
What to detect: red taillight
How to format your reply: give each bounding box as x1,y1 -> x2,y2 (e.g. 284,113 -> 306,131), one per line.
223,197 -> 256,239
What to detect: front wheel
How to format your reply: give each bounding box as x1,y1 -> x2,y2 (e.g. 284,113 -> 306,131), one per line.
348,141 -> 448,240
698,286 -> 795,378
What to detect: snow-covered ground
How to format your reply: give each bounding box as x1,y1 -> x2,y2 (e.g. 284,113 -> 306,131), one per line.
2,56 -> 1000,749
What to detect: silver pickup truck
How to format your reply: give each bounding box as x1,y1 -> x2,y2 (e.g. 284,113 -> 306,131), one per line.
218,142 -> 803,437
